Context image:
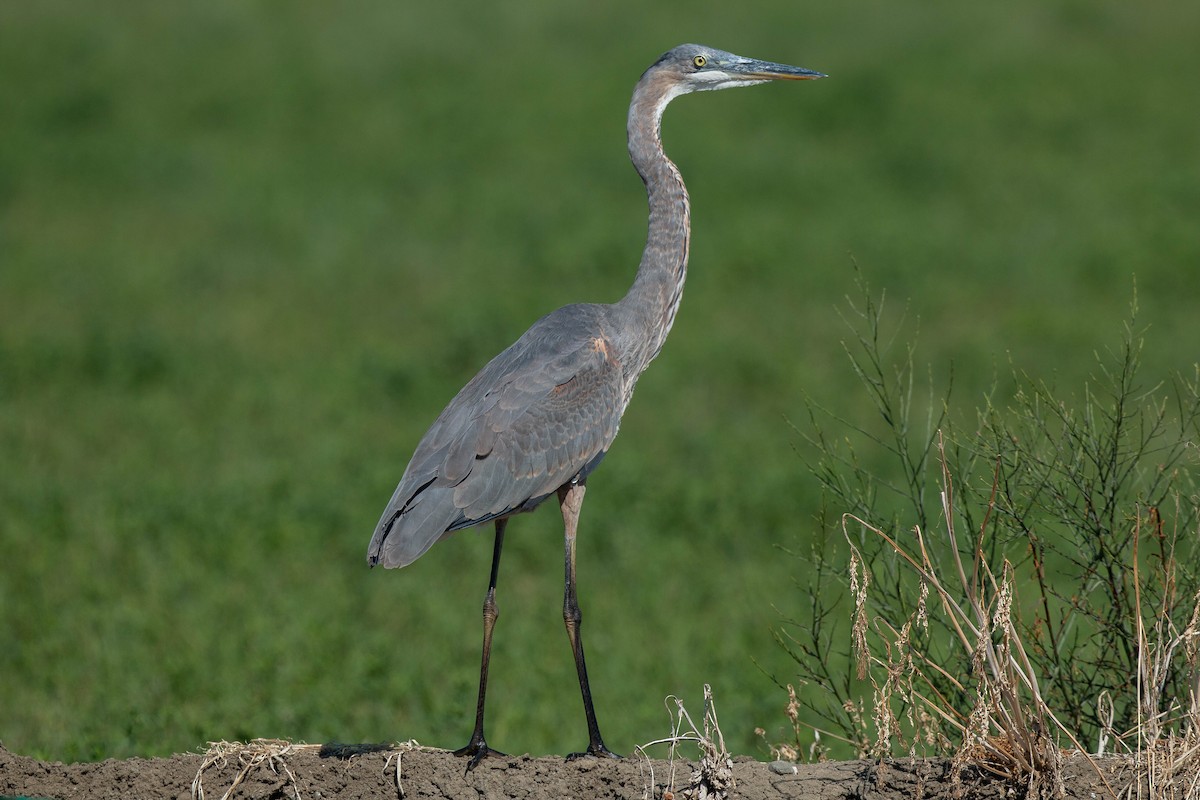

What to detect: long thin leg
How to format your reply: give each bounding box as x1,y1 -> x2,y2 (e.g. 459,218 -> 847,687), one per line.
454,518 -> 508,771
558,481 -> 620,760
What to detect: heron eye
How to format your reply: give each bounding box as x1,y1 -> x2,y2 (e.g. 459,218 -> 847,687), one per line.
692,55 -> 707,69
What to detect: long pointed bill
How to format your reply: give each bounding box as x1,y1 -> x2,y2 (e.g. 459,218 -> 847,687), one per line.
737,59 -> 826,81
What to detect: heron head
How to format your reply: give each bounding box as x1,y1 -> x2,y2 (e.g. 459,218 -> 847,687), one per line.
650,44 -> 825,94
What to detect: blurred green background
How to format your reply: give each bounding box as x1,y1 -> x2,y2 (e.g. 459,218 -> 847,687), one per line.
1,0 -> 1197,762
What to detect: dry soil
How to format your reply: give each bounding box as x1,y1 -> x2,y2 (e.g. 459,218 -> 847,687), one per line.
0,741 -> 1139,800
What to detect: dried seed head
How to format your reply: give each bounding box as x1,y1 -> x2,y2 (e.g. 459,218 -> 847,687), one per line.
850,548 -> 870,680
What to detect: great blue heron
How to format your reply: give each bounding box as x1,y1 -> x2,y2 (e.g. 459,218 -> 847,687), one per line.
367,44 -> 824,768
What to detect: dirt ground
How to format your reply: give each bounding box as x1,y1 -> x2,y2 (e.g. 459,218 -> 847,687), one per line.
0,740 -> 1141,800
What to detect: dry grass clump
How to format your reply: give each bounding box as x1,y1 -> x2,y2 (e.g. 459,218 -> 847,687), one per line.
190,738 -> 424,800
1104,509 -> 1200,800
637,684 -> 735,800
191,739 -> 313,800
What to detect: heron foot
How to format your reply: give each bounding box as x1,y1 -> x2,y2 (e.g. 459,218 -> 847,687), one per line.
566,743 -> 622,762
454,739 -> 507,772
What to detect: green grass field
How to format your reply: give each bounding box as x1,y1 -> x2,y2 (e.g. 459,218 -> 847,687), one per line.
2,0 -> 1198,761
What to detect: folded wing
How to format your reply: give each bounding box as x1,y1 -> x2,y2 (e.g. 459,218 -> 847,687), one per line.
367,306 -> 624,569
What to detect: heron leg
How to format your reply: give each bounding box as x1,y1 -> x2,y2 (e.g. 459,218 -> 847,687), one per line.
558,481 -> 621,761
454,518 -> 508,771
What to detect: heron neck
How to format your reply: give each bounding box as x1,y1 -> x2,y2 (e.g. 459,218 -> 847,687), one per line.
616,77 -> 691,377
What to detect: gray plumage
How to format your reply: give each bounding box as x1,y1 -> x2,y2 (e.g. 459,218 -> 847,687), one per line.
366,44 -> 823,767
369,303 -> 622,568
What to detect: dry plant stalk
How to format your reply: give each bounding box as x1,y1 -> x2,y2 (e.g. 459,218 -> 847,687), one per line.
636,684 -> 734,800
1124,505 -> 1200,800
380,740 -> 425,799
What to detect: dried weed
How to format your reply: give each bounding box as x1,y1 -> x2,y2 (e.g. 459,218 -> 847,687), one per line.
637,684 -> 734,800
838,433 -> 1094,798
191,738 -> 425,800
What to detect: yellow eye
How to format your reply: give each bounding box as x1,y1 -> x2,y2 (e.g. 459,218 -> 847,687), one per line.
692,55 -> 707,68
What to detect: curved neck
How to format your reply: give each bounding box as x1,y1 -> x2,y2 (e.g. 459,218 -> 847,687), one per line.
615,73 -> 691,374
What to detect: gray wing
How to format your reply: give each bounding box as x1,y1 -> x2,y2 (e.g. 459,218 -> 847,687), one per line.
367,305 -> 624,569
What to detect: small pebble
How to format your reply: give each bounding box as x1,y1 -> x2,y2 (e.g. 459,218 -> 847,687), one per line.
768,760 -> 798,775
